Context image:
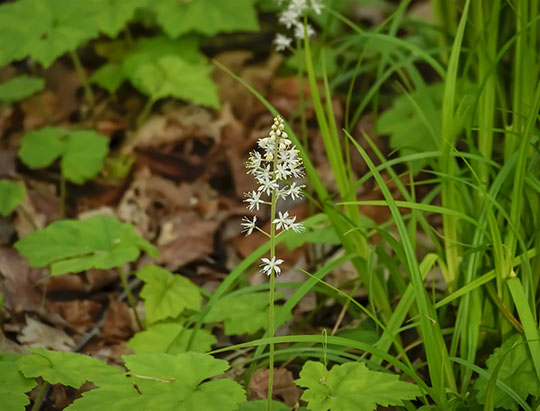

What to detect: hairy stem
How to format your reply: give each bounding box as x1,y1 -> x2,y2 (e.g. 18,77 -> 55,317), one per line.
69,50 -> 95,110
116,267 -> 144,331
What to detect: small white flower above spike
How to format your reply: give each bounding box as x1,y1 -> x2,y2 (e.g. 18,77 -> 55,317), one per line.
260,256 -> 284,276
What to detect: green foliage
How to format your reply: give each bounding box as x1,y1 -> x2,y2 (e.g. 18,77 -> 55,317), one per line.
296,361 -> 421,411
91,0 -> 147,37
0,0 -> 99,67
14,215 -> 159,275
131,55 -> 220,108
19,348 -> 123,388
137,265 -> 202,325
474,334 -> 540,410
237,400 -> 290,411
18,127 -> 109,184
376,83 -> 443,172
204,291 -> 291,335
67,352 -> 246,410
0,180 -> 26,217
286,43 -> 339,78
0,352 -> 37,411
0,76 -> 44,104
127,322 -> 216,354
150,0 -> 259,38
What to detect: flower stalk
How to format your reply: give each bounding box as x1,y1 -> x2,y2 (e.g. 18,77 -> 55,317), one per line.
241,115 -> 305,411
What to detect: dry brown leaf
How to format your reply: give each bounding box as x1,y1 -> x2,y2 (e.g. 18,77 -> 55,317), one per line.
101,298 -> 134,343
18,316 -> 75,351
156,211 -> 218,271
0,247 -> 43,312
248,368 -> 300,406
47,300 -> 101,333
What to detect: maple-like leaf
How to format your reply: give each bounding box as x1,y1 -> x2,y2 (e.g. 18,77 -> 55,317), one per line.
137,265 -> 201,324
127,322 -> 216,354
150,0 -> 259,38
296,361 -> 421,411
67,352 -> 246,411
19,348 -> 123,388
131,55 -> 220,108
15,216 -> 159,275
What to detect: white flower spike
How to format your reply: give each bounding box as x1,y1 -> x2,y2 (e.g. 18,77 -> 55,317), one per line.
242,115 -> 305,275
274,0 -> 323,50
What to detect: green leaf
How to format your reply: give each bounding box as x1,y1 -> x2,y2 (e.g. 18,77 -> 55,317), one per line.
91,63 -> 126,93
18,127 -> 109,184
0,180 -> 26,217
0,352 -> 37,411
91,0 -> 147,37
60,130 -> 109,184
67,352 -> 246,411
19,348 -> 123,388
474,334 -> 540,410
137,265 -> 201,324
131,55 -> 219,108
0,76 -> 44,104
204,292 -> 291,336
296,361 -> 421,411
0,0 -> 99,67
150,0 -> 258,38
18,127 -> 65,169
237,400 -> 290,411
127,322 -> 216,354
14,215 -> 159,275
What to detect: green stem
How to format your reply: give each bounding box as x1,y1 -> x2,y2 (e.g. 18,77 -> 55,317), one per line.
31,381 -> 48,411
267,125 -> 281,411
136,98 -> 156,128
116,267 -> 144,331
59,174 -> 66,219
69,50 -> 95,110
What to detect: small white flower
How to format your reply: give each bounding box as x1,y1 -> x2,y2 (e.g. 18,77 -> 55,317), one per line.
290,221 -> 305,233
241,216 -> 257,236
260,256 -> 284,276
275,162 -> 291,179
244,190 -> 263,211
273,211 -> 291,230
278,8 -> 300,29
274,33 -> 292,51
310,0 -> 323,14
290,0 -> 308,14
247,151 -> 264,171
286,182 -> 305,200
257,173 -> 279,195
294,22 -> 315,39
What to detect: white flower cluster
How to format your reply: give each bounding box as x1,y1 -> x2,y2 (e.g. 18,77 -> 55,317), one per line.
274,0 -> 323,51
241,116 -> 306,276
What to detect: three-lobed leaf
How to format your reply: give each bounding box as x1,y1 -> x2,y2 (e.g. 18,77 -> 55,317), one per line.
18,127 -> 109,184
137,265 -> 201,324
0,76 -> 44,104
0,0 -> 99,67
15,215 -> 159,275
296,361 -> 421,411
127,322 -> 216,354
0,352 -> 37,411
150,0 -> 259,38
19,348 -> 123,388
474,334 -> 540,410
204,292 -> 291,335
0,180 -> 26,217
67,352 -> 246,411
131,55 -> 220,108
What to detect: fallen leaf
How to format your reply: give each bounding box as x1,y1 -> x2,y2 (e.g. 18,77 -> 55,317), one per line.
101,298 -> 134,343
156,211 -> 218,271
47,300 -> 101,333
18,316 -> 75,351
0,247 -> 43,312
248,368 -> 300,406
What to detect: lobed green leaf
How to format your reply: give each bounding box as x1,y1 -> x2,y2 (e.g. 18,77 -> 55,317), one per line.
0,180 -> 26,217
